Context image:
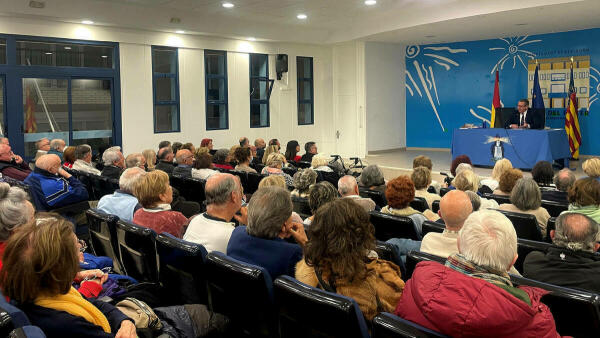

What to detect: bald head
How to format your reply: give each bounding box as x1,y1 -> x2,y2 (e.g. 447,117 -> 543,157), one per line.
554,168 -> 576,192
439,190 -> 473,230
175,149 -> 193,165
157,146 -> 174,162
254,138 -> 265,148
0,138 -> 9,145
338,175 -> 359,197
553,213 -> 599,252
36,154 -> 61,173
205,173 -> 241,207
239,137 -> 249,147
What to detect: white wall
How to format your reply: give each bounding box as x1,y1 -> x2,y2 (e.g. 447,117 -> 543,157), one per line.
365,42 -> 406,152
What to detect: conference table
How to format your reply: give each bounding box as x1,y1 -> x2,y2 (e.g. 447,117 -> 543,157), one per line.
451,128 -> 571,170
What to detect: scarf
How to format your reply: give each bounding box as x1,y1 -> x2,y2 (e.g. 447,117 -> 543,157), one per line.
446,253 -> 513,289
34,287 -> 111,333
380,206 -> 421,217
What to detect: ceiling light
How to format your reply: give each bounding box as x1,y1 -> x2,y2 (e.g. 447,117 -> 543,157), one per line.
81,20 -> 94,25
248,37 -> 256,41
297,14 -> 307,20
365,0 -> 377,5
175,30 -> 185,34
222,2 -> 234,8
64,46 -> 72,50
44,52 -> 52,55
101,55 -> 108,58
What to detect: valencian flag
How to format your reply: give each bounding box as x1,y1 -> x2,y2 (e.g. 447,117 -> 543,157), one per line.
565,62 -> 581,159
490,70 -> 501,127
532,64 -> 545,110
24,85 -> 37,133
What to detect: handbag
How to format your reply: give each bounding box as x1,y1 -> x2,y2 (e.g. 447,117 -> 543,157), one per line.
116,297 -> 163,330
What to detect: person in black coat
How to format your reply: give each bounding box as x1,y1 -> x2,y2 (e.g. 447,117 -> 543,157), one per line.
300,141 -> 317,163
100,148 -> 125,180
504,99 -> 544,129
155,146 -> 176,174
541,168 -> 575,204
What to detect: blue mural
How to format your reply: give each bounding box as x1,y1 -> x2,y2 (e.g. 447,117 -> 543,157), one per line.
406,28 -> 599,155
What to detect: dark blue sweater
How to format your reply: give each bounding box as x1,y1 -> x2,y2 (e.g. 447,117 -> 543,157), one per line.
24,168 -> 89,211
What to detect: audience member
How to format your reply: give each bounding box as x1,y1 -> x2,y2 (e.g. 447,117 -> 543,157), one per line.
254,138 -> 266,163
233,146 -> 257,173
284,140 -> 301,162
261,145 -> 280,165
72,144 -> 101,175
411,166 -> 440,209
395,210 -> 560,336
412,155 -> 441,193
532,161 -> 556,189
454,163 -> 472,177
561,177 -> 600,223
449,154 -> 471,177
200,138 -> 213,150
184,173 -> 245,252
544,168 -> 575,203
181,142 -> 196,154
300,141 -> 317,163
97,167 -> 146,222
0,217 -> 136,337
227,145 -> 240,165
261,153 -> 293,186
213,149 -> 234,170
358,164 -> 386,194
524,213 -> 600,293
499,178 -> 550,235
452,170 -> 498,209
33,137 -> 51,162
0,143 -> 31,181
464,190 -> 481,211
582,157 -> 600,181
158,140 -> 171,150
125,153 -> 146,170
268,138 -> 280,150
142,149 -> 156,171
291,168 -> 317,198
47,139 -> 66,161
312,154 -> 339,186
172,149 -> 194,178
0,183 -> 35,268
155,146 -> 175,174
25,154 -> 88,211
493,168 -> 523,196
258,175 -> 286,189
192,152 -> 218,180
480,158 -> 512,191
337,175 -> 376,212
296,198 -> 404,321
228,187 -> 306,279
239,137 -> 249,147
305,181 -> 338,225
100,147 -> 125,180
132,170 -> 188,237
0,137 -> 8,145
62,146 -> 76,168
171,141 -> 183,156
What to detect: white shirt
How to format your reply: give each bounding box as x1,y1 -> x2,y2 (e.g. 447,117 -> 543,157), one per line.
191,168 -> 218,180
183,213 -> 235,253
72,159 -> 101,175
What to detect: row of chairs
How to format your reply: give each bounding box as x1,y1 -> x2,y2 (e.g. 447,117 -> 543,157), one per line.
358,189 -> 429,213
64,168 -> 119,201
0,296 -> 46,337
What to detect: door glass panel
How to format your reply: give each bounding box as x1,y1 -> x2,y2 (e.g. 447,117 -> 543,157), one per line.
71,79 -> 112,150
154,105 -> 179,133
206,104 -> 227,130
17,40 -> 113,68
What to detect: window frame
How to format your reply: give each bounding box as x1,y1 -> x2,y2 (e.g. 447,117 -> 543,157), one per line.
151,45 -> 180,133
204,49 -> 229,130
249,53 -> 270,128
296,56 -> 314,125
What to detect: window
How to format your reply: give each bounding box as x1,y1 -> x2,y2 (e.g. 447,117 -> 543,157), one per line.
0,39 -> 6,64
152,46 -> 180,133
17,40 -> 113,68
205,50 -> 228,130
297,56 -> 314,125
250,53 -> 270,128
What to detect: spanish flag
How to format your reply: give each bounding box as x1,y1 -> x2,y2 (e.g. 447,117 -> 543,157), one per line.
490,70 -> 501,127
24,85 -> 37,133
565,63 -> 581,159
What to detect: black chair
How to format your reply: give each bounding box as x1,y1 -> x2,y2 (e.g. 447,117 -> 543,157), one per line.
246,172 -> 264,194
372,312 -> 448,338
115,220 -> 159,283
375,241 -> 407,279
282,167 -> 297,177
85,209 -> 124,274
229,170 -> 248,192
477,185 -> 493,195
546,217 -> 556,243
205,252 -> 276,337
510,275 -> 600,337
360,189 -> 387,208
421,221 -> 444,237
439,188 -> 450,197
250,163 -> 265,173
494,209 -> 543,242
409,197 -> 428,212
295,161 -> 312,169
427,186 -> 436,194
369,211 -> 420,241
541,200 -> 568,218
90,174 -> 119,199
483,193 -> 510,205
274,275 -> 370,338
156,233 -> 209,306
169,175 -> 206,205
432,200 -> 440,214
291,196 -> 312,219
514,238 -> 553,273
70,169 -> 97,200
0,292 -> 32,331
405,251 -> 445,280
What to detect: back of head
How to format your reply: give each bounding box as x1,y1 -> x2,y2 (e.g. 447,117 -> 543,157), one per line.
239,137 -> 249,147
439,190 -> 472,230
294,168 -> 318,193
491,159 -> 512,181
385,175 -> 415,209
568,177 -> 600,207
0,183 -> 33,241
266,153 -> 285,168
464,191 -> 481,212
200,139 -> 211,148
360,165 -> 385,187
285,140 -> 299,160
412,155 -> 432,170
133,170 -> 169,208
262,145 -> 279,165
411,166 -> 431,190
311,154 -> 330,168
205,173 -> 238,206
510,178 -> 541,210
172,142 -> 183,154
233,146 -> 251,164
49,139 -> 65,151
553,213 -> 599,252
246,187 -> 292,239
36,154 -> 60,172
450,155 -> 472,176
454,163 -> 473,177
554,168 -> 576,192
181,142 -> 195,152
175,149 -> 192,164
63,146 -> 76,163
459,210 -> 517,272
125,153 -> 143,168
74,144 -> 91,160
498,168 -> 523,193
259,175 -> 286,189
337,175 -> 358,196
119,167 -> 147,193
158,140 -> 171,149
102,147 -> 122,166
194,152 -> 213,169
531,161 -> 554,185
453,170 -> 479,192
213,149 -> 229,164
308,181 -> 338,214
582,158 -> 600,178
142,149 -> 156,168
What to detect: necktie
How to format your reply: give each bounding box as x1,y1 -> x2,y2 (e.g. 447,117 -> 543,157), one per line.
520,114 -> 524,126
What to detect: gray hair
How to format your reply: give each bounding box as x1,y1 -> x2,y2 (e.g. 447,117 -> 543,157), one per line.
49,139 -> 65,151
205,174 -> 238,205
337,175 -> 358,196
125,153 -> 144,168
74,144 -> 92,160
553,213 -> 599,252
102,147 -> 122,166
246,187 -> 293,239
464,191 -> 481,212
360,165 -> 385,187
455,163 -> 473,176
119,167 -> 147,193
510,178 -> 541,210
309,181 -> 338,214
157,146 -> 173,160
0,183 -> 32,241
213,149 -> 229,164
554,168 -> 576,192
459,210 -> 517,272
294,168 -> 318,193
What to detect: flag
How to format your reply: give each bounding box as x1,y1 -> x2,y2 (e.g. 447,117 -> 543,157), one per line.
490,70 -> 501,127
24,85 -> 37,133
531,64 -> 545,110
565,62 -> 581,159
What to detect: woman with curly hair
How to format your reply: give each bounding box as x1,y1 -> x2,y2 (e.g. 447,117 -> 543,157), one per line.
531,161 -> 556,189
233,146 -> 257,173
493,168 -> 523,196
295,198 -> 404,321
291,168 -> 317,198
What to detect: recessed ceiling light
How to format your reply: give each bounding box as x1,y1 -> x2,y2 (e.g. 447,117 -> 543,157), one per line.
44,52 -> 52,55
64,46 -> 72,50
222,2 -> 234,8
365,0 -> 377,5
101,55 -> 108,58
175,30 -> 185,34
248,37 -> 256,41
297,14 -> 307,20
81,20 -> 94,25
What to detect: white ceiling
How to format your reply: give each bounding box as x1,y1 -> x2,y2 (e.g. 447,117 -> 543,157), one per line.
1,0 -> 600,44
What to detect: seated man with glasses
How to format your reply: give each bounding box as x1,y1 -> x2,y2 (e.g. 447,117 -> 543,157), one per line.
172,149 -> 194,178
0,144 -> 32,181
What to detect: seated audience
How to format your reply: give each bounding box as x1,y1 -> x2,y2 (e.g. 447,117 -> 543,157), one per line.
172,149 -> 194,178
258,175 -> 286,189
291,168 -> 317,198
213,149 -> 234,170
25,154 -> 88,211
465,190 -> 482,211
155,146 -> 175,174
158,140 -> 171,150
200,138 -> 213,150
381,176 -> 438,236
239,137 -> 249,147
269,138 -> 281,150
171,141 -> 183,155
358,164 -> 386,194
254,138 -> 266,163
284,140 -> 302,162
72,144 -> 101,175
300,141 -> 317,163
62,146 -> 76,168
305,181 -> 338,225
227,145 -> 239,165
450,154 -> 472,177
125,153 -> 146,170
184,173 -> 245,252
261,153 -> 293,186
0,143 -> 31,181
493,168 -> 523,196
411,166 -> 440,209
561,177 -> 600,223
0,217 -> 136,337
337,175 -> 376,212
449,169 -> 498,209
33,137 -> 51,162
582,157 -> 600,181
100,147 -> 125,180
532,161 -> 556,189
192,152 -> 218,180
97,167 -> 146,222
412,155 -> 441,193
142,149 -> 156,171
228,186 -> 306,278
312,154 -> 338,186
296,198 -> 404,321
233,146 -> 257,173
132,170 -> 188,237
395,210 -> 560,336
261,145 -> 280,165
480,158 -> 512,191
181,142 -> 196,154
543,168 -> 575,203
0,183 -> 36,268
524,213 -> 600,293
499,178 -> 551,235
47,139 -> 66,161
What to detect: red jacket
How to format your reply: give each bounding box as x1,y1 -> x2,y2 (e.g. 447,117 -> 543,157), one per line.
395,261 -> 561,338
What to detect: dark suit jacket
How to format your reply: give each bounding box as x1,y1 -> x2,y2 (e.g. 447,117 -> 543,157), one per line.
504,109 -> 543,129
155,160 -> 175,174
172,165 -> 192,178
541,190 -> 569,204
100,165 -> 123,180
300,153 -> 315,163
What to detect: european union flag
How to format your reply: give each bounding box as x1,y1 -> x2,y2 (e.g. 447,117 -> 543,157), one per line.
532,64 -> 545,110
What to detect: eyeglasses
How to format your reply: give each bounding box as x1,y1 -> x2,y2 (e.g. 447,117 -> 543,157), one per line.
78,239 -> 88,253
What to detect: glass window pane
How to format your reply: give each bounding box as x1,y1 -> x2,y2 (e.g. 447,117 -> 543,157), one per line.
17,40 -> 113,68
155,77 -> 177,102
250,104 -> 268,128
207,78 -> 225,101
22,78 -> 69,157
71,79 -> 113,148
206,104 -> 227,130
0,78 -> 4,135
251,79 -> 268,100
299,80 -> 312,101
298,103 -> 313,125
250,54 -> 268,77
153,48 -> 177,74
0,39 -> 5,64
155,105 -> 179,132
205,51 -> 225,75
297,57 -> 312,79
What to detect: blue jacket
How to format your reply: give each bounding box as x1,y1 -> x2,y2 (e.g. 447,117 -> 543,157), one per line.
24,168 -> 89,211
227,226 -> 303,279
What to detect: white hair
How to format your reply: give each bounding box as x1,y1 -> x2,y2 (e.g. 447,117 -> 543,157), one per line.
311,155 -> 330,169
49,139 -> 65,150
102,147 -> 122,166
455,163 -> 473,176
119,167 -> 146,193
459,210 -> 517,272
0,183 -> 32,241
337,175 -> 358,196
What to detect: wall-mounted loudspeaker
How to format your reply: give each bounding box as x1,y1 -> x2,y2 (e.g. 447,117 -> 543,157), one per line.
276,54 -> 288,80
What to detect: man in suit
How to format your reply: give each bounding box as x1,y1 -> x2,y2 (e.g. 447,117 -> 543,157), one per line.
505,99 -> 543,129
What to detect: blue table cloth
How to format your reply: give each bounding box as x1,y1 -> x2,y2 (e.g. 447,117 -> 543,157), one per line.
451,128 -> 571,169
